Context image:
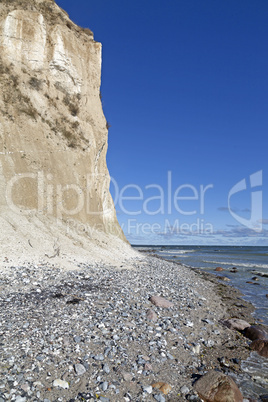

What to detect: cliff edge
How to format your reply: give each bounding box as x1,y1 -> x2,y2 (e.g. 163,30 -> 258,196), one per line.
0,0 -> 138,268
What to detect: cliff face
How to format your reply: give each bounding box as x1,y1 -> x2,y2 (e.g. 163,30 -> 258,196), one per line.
0,0 -> 134,267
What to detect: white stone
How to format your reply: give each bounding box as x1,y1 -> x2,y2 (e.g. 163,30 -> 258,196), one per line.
74,363 -> 86,376
53,379 -> 69,389
180,385 -> 190,394
143,385 -> 153,394
186,321 -> 194,327
192,344 -> 201,354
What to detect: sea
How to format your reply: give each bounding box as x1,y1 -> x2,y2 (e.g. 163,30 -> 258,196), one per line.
134,245 -> 268,325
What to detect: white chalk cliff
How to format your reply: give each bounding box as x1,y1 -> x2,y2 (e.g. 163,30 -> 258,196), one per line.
0,0 -> 138,268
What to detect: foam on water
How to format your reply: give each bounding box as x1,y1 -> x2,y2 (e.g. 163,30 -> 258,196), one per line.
158,249 -> 196,255
202,260 -> 268,269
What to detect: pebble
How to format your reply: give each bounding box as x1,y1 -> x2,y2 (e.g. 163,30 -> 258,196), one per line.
20,384 -> 30,392
152,382 -> 172,395
53,379 -> 69,389
94,354 -> 104,361
103,363 -> 110,374
100,381 -> 109,391
74,363 -> 86,375
149,295 -> 174,308
122,371 -> 132,381
146,309 -> 158,322
192,344 -> 201,354
181,385 -> 190,394
166,352 -> 174,359
203,318 -> 214,325
186,321 -> 194,327
204,339 -> 215,347
154,394 -> 166,402
143,385 -> 153,394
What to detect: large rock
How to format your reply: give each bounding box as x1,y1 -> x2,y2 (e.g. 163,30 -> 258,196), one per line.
0,0 -> 139,267
251,271 -> 268,278
243,326 -> 268,341
149,296 -> 174,308
221,318 -> 251,331
250,340 -> 268,358
229,267 -> 238,273
194,370 -> 243,402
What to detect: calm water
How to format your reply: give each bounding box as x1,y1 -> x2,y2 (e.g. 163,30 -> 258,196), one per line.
134,245 -> 268,325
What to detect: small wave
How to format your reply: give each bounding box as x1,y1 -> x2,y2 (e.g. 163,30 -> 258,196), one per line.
158,249 -> 196,255
202,260 -> 268,269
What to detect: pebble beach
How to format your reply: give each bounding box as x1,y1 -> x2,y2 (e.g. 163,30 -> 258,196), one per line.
0,256 -> 267,401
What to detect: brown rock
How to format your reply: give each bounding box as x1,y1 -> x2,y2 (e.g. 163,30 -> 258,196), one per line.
215,267 -> 224,271
149,296 -> 174,308
221,318 -> 250,331
243,325 -> 268,341
160,383 -> 172,395
146,309 -> 158,321
250,340 -> 268,357
194,370 -> 243,402
152,381 -> 165,389
152,382 -> 172,395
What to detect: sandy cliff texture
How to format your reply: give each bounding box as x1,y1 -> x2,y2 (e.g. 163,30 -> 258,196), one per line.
0,0 -> 138,268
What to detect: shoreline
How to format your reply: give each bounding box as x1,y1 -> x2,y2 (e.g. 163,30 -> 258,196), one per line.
135,245 -> 268,327
142,250 -> 266,324
143,253 -> 268,398
0,255 -> 267,401
147,251 -> 256,322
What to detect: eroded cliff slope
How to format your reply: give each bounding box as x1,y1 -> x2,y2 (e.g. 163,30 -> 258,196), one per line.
0,0 -> 137,268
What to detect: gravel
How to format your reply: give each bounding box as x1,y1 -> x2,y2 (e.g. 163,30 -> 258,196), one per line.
0,256 -> 265,401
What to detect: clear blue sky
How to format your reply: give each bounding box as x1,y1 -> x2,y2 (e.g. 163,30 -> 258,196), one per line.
56,0 -> 268,245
